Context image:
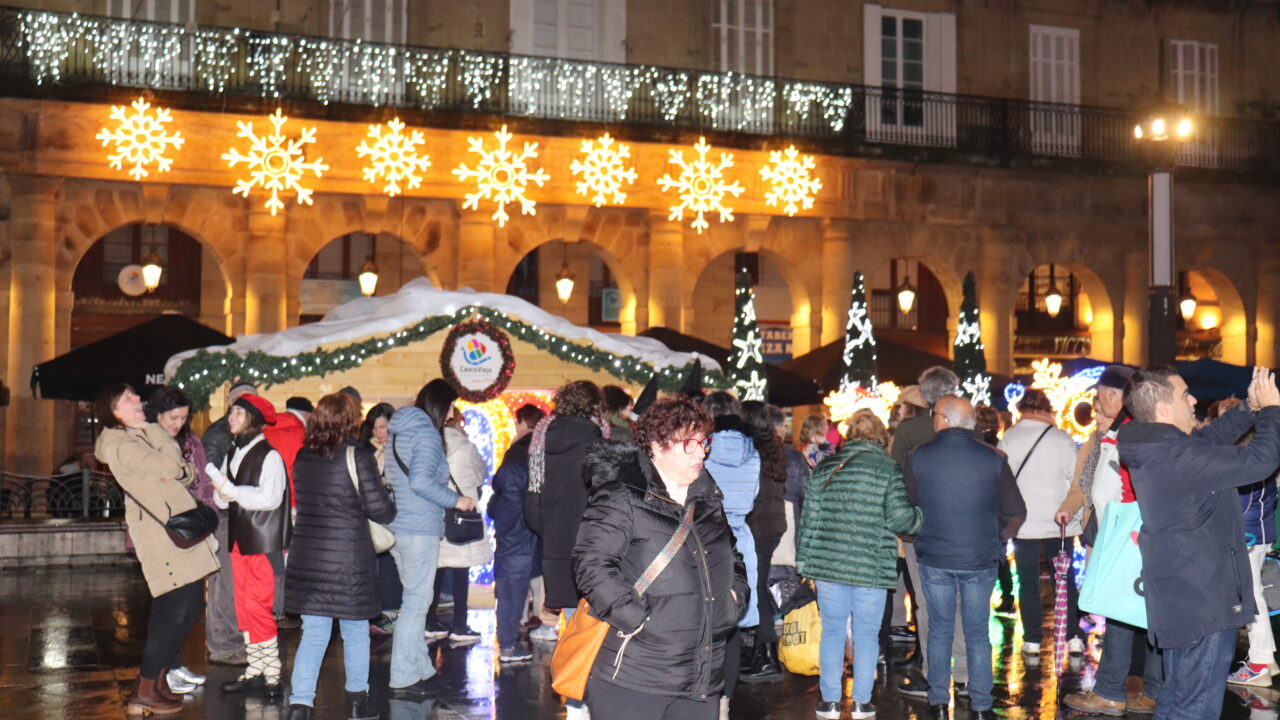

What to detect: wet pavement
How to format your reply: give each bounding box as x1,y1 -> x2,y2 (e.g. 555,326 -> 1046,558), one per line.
0,565 -> 1275,720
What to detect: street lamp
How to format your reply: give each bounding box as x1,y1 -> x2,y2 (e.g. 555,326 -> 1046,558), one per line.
896,278 -> 916,314
140,251 -> 163,293
1134,104 -> 1194,364
357,259 -> 379,296
1043,283 -> 1065,318
555,262 -> 576,304
1179,290 -> 1197,322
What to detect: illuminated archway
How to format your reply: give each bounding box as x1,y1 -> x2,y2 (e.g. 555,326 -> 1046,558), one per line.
1012,263 -> 1116,365
503,239 -> 637,335
298,232 -> 426,322
691,250 -> 801,363
1181,267 -> 1247,364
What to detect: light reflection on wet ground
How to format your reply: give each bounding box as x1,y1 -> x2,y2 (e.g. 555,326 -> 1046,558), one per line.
0,566 -> 1275,720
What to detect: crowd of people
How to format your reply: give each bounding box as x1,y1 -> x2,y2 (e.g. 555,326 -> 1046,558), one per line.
92,359 -> 1280,720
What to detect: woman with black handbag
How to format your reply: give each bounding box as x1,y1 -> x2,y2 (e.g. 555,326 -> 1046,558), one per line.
94,383 -> 219,717
425,393 -> 491,643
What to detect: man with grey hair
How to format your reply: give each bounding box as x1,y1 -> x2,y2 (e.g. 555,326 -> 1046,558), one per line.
1117,366 -> 1280,719
903,395 -> 1026,720
890,366 -> 964,699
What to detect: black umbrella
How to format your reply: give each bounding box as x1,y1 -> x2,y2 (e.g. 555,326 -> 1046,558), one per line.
31,314 -> 233,401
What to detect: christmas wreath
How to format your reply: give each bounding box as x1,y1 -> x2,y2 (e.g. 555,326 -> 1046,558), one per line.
440,319 -> 516,402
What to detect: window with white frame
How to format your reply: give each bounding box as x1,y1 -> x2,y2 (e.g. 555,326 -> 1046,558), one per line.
330,0 -> 406,45
862,4 -> 955,140
712,0 -> 774,76
510,0 -> 626,63
1170,39 -> 1218,115
106,0 -> 195,24
1028,24 -> 1080,155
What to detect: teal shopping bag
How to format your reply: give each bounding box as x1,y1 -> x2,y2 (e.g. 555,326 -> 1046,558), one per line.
1078,501 -> 1147,629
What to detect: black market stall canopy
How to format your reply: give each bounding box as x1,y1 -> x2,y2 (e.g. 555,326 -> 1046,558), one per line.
637,327 -> 822,407
781,336 -> 952,393
32,315 -> 233,401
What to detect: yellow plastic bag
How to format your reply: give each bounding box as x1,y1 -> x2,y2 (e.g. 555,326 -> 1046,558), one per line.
778,591 -> 821,676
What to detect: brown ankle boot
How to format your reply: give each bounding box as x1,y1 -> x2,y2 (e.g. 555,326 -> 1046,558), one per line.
154,668 -> 180,702
127,675 -> 183,716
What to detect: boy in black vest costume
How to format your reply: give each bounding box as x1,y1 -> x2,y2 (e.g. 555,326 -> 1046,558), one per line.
208,393 -> 291,701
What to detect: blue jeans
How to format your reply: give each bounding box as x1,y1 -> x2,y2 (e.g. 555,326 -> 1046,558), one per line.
1093,619 -> 1162,704
389,533 -> 441,688
919,562 -> 996,710
815,581 -> 885,704
288,615 -> 369,706
1154,628 -> 1235,720
495,549 -> 536,649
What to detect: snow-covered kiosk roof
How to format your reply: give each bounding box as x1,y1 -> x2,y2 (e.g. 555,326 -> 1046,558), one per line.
166,278 -> 724,411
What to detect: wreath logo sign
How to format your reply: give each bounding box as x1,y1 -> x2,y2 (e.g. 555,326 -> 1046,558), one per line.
441,319 -> 516,402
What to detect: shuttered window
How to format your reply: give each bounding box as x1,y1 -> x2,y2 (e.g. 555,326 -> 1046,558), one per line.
106,0 -> 195,24
712,0 -> 774,76
1170,39 -> 1218,115
329,0 -> 406,44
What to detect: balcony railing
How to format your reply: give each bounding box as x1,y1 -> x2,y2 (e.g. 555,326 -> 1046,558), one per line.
2,6 -> 1278,177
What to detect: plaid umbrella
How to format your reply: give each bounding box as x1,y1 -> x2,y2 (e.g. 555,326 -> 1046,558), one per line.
1052,523 -> 1072,677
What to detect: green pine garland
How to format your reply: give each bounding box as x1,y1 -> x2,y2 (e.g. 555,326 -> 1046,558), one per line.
173,305 -> 728,410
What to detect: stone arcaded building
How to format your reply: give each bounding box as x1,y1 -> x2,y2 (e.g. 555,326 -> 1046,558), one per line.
1,0 -> 1278,475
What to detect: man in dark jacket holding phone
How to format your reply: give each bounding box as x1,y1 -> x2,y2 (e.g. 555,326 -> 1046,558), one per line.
1118,366 -> 1280,720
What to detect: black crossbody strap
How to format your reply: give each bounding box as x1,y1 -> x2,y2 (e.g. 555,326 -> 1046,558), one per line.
1013,425 -> 1054,480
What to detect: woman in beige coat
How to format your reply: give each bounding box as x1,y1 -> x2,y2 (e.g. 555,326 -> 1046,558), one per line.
94,383 -> 219,717
425,421 -> 493,644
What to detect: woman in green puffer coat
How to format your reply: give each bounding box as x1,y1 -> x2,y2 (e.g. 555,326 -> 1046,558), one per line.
797,409 -> 923,720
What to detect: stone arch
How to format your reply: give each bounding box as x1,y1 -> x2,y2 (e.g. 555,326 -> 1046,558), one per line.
296,231 -> 429,320
690,247 -> 812,359
1018,262 -> 1118,362
866,257 -> 957,358
288,195 -> 453,289
496,207 -> 644,335
1186,266 -> 1248,365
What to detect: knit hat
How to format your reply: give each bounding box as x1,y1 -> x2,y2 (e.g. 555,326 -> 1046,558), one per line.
338,386 -> 363,403
1097,365 -> 1134,391
285,396 -> 313,413
234,394 -> 278,426
228,381 -> 257,401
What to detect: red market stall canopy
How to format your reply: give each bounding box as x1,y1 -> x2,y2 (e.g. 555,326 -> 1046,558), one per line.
32,314 -> 233,401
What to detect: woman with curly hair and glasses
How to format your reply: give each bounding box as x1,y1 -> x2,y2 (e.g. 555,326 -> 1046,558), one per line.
283,393 -> 395,720
575,395 -> 750,720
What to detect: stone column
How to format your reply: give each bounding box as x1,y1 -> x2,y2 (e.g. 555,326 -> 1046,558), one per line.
647,211 -> 685,331
979,233 -> 1019,377
457,209 -> 495,292
1123,249 -> 1148,365
820,219 -> 854,346
243,207 -> 288,334
5,177 -> 61,476
1256,256 -> 1280,369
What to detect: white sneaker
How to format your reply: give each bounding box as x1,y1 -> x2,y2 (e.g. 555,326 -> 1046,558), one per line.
719,696 -> 730,720
1022,641 -> 1041,654
1067,637 -> 1086,655
529,624 -> 558,642
565,703 -> 591,720
164,669 -> 199,694
169,666 -> 206,685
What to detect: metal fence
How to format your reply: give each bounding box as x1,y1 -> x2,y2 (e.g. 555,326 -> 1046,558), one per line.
2,6 -> 1278,176
0,469 -> 124,521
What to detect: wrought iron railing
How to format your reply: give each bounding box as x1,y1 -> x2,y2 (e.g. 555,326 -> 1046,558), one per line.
0,469 -> 124,520
1,6 -> 1277,176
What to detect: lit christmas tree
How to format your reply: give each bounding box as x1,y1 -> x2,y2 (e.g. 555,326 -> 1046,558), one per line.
954,271 -> 992,405
728,267 -> 769,401
840,271 -> 878,392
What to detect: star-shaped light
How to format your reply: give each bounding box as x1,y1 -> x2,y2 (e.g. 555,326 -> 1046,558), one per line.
357,117 -> 431,197
222,109 -> 329,216
731,333 -> 763,369
452,124 -> 550,227
96,98 -> 185,180
570,133 -> 637,207
739,370 -> 768,402
657,137 -> 744,234
759,145 -> 821,216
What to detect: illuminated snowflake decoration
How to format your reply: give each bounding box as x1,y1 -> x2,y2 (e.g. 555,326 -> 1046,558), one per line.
759,145 -> 821,216
222,109 -> 329,216
570,133 -> 637,207
657,136 -> 744,234
356,118 -> 431,197
452,124 -> 549,227
96,98 -> 184,181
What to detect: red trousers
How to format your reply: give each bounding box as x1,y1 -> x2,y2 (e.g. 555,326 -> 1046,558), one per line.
230,549 -> 277,644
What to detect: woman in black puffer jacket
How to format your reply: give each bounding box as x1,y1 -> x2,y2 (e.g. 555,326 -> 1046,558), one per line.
284,393 -> 395,720
574,396 -> 750,719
